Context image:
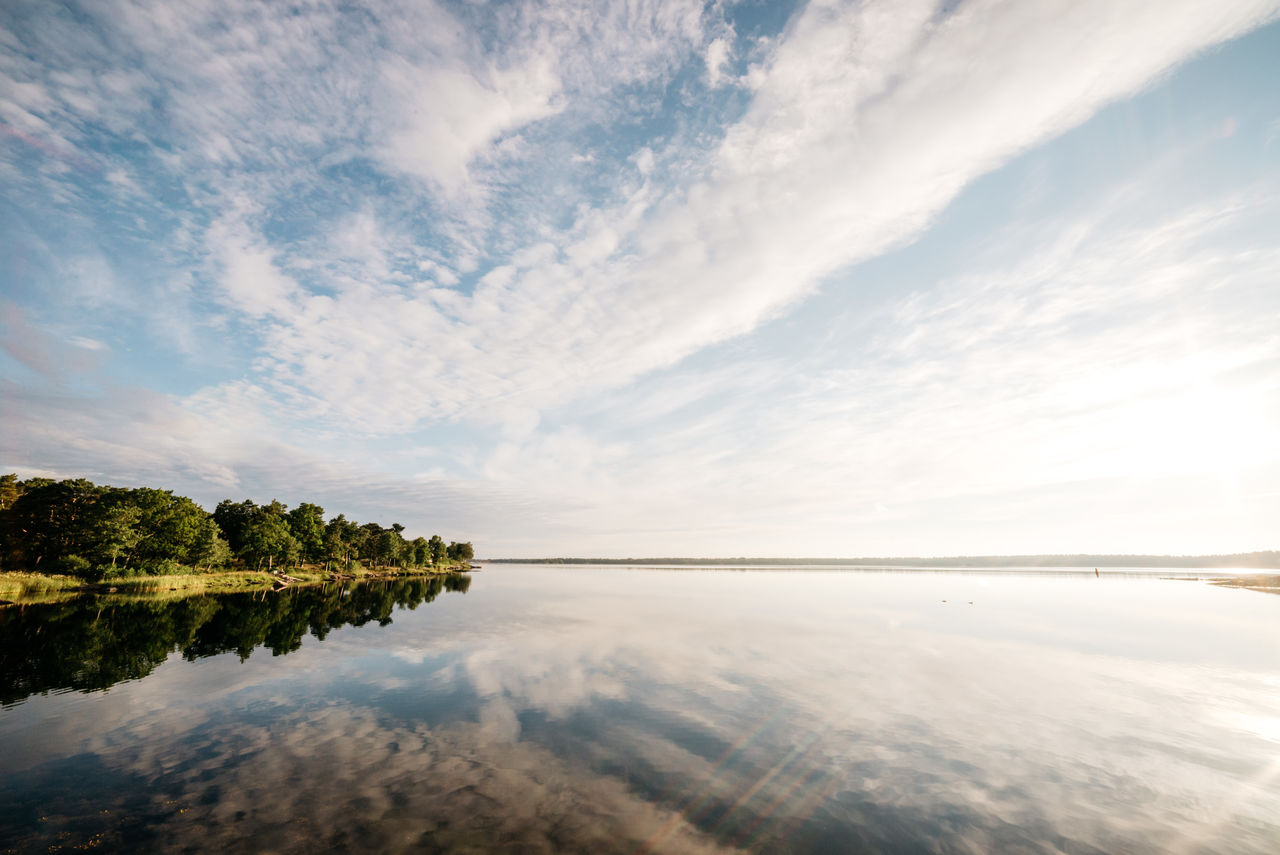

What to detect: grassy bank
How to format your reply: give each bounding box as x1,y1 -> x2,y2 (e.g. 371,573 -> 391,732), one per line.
0,572 -> 88,604
1212,574 -> 1280,595
0,562 -> 472,604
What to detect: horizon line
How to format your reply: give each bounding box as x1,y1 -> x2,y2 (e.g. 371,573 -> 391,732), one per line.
484,550 -> 1279,566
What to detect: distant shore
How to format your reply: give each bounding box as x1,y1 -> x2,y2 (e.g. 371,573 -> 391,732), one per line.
489,551 -> 1280,569
1210,574 -> 1280,594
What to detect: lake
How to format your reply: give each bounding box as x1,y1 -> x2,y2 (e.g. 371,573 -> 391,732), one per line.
2,566 -> 1277,853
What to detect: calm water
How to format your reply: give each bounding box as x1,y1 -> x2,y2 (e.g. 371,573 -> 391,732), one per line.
2,566 -> 1278,853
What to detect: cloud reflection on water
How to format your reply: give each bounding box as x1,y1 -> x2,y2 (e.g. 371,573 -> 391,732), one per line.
2,568 -> 1279,853
444,571 -> 1280,853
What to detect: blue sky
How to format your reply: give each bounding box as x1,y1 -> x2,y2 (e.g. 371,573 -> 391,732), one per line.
2,0 -> 1279,557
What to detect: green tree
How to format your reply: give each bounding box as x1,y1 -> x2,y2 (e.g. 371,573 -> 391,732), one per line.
410,537 -> 429,568
187,515 -> 231,570
240,515 -> 299,571
428,534 -> 446,565
3,478 -> 105,570
376,529 -> 404,568
286,502 -> 326,564
2,474 -> 476,579
126,488 -> 211,572
0,473 -> 24,570
324,513 -> 360,568
89,502 -> 143,571
0,473 -> 21,511
358,522 -> 384,566
213,499 -> 259,554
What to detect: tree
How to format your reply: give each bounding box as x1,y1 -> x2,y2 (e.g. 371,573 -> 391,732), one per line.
376,529 -> 405,568
428,535 -> 446,565
89,503 -> 143,570
240,515 -> 298,571
410,537 -> 429,568
286,503 -> 325,564
187,515 -> 231,570
324,513 -> 360,568
1,473 -> 477,579
358,522 -> 384,566
0,473 -> 20,511
126,489 -> 211,572
214,499 -> 259,555
3,478 -> 105,570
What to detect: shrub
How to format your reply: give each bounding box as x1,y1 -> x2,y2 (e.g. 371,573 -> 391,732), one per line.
55,554 -> 100,581
147,559 -> 185,576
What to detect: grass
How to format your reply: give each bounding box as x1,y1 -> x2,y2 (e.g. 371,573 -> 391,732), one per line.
0,571 -> 86,600
97,571 -> 280,594
1,561 -> 473,605
1212,574 -> 1280,595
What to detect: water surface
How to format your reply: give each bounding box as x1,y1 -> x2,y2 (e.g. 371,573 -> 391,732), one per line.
2,566 -> 1277,853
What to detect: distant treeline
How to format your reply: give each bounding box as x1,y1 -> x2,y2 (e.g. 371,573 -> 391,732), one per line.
491,552 -> 1280,569
0,474 -> 474,581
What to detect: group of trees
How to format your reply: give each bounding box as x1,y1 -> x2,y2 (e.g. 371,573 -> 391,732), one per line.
0,474 -> 474,581
213,498 -> 472,572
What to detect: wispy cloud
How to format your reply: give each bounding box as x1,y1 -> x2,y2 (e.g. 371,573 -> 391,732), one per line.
229,0 -> 1280,430
475,184 -> 1280,554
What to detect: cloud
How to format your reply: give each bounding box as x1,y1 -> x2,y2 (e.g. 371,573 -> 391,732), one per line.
0,302 -> 109,381
207,212 -> 301,319
212,0 -> 1280,435
704,35 -> 732,87
376,55 -> 563,197
0,360 -> 553,539
473,184 -> 1280,555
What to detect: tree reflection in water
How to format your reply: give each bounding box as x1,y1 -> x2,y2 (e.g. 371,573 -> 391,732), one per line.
0,574 -> 471,707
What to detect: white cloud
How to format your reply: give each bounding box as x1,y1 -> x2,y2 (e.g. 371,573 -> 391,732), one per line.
229,0 -> 1280,437
704,35 -> 731,87
206,213 -> 300,319
376,56 -> 563,197
633,146 -> 655,176
470,184 -> 1280,555
66,336 -> 107,351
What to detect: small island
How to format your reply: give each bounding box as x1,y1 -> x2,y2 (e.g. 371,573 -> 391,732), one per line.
0,473 -> 474,603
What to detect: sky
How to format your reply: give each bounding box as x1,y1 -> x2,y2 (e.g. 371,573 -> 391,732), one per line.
2,0 -> 1279,558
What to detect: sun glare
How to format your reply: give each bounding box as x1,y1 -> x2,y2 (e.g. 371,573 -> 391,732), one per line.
1109,383 -> 1277,479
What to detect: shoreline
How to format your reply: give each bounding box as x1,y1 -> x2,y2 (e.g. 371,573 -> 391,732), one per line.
0,564 -> 472,606
1209,573 -> 1280,595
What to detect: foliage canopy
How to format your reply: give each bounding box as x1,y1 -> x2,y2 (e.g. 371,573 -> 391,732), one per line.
0,474 -> 471,581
